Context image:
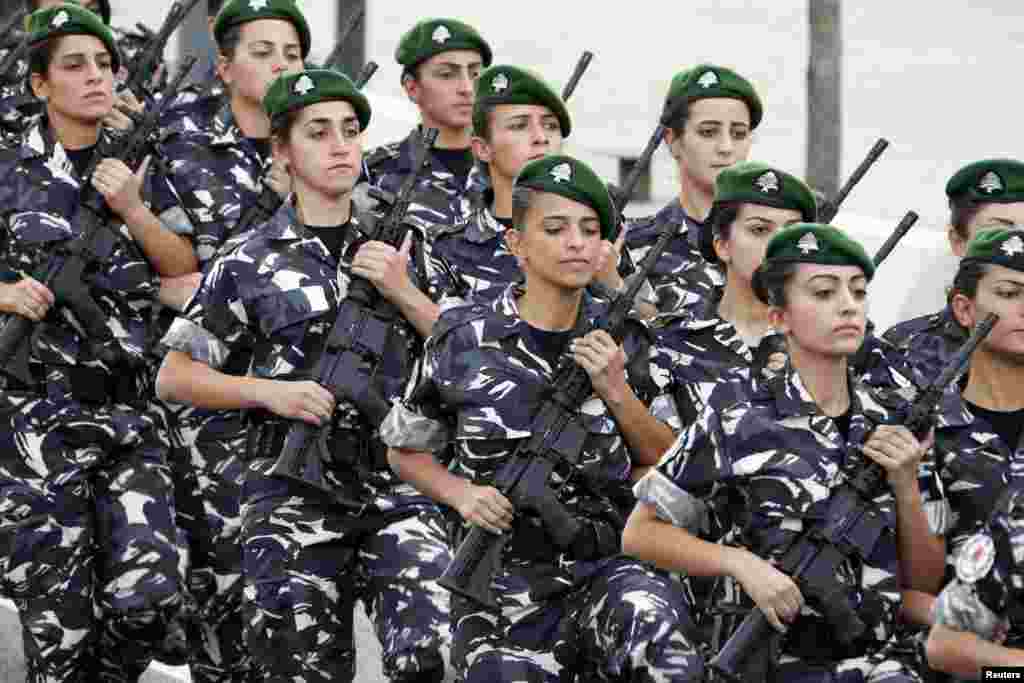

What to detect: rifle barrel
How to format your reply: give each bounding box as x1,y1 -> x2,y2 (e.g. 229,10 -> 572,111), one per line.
871,210 -> 918,266
819,138 -> 889,222
355,61 -> 378,89
561,50 -> 593,101
324,7 -> 365,69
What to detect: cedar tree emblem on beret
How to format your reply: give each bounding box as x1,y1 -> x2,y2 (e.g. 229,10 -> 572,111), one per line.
697,71 -> 718,89
249,0 -> 269,10
979,171 -> 1004,194
755,171 -> 779,193
491,73 -> 508,93
293,74 -> 314,95
550,162 -> 572,184
1001,234 -> 1024,257
52,10 -> 69,27
797,232 -> 820,254
432,25 -> 451,44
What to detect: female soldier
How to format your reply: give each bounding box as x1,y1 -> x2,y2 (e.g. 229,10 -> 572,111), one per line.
148,1 -> 307,677
156,68 -> 450,683
905,227 -> 1024,630
429,64 -> 570,303
625,224 -> 945,683
385,155 -> 701,682
926,481 -> 1024,677
0,4 -> 191,680
621,64 -> 760,318
655,160 -> 815,430
883,160 -> 1024,385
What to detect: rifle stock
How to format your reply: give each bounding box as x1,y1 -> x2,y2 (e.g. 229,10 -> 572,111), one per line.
709,313 -> 999,682
265,129 -> 440,500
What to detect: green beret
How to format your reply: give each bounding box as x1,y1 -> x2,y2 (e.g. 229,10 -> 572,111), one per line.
395,18 -> 492,72
514,155 -> 615,239
213,0 -> 311,59
701,161 -> 818,262
961,227 -> 1024,273
662,64 -> 763,130
26,3 -> 119,73
946,159 -> 1024,207
473,64 -> 571,138
263,69 -> 371,131
761,222 -> 875,282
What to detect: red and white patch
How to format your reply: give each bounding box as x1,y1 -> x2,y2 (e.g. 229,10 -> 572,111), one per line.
956,533 -> 996,584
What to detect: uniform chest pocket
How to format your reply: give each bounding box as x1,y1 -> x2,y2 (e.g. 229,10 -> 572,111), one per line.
254,286 -> 334,343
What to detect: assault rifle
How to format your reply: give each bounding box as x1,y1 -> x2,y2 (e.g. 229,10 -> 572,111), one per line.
0,57 -> 196,388
223,62 -> 377,241
439,213 -> 679,609
709,311 -> 999,682
264,129 -> 440,500
120,0 -> 201,99
871,210 -> 918,267
818,138 -> 890,223
561,50 -> 593,101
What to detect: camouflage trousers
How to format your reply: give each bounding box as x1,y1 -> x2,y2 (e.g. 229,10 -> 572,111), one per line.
0,391 -> 182,683
241,462 -> 452,682
165,409 -> 251,683
773,649 -> 923,683
451,555 -> 705,682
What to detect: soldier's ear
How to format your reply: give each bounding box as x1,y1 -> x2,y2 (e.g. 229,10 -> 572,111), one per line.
950,292 -> 977,331
713,235 -> 730,266
504,226 -> 523,260
401,72 -> 420,105
216,53 -> 232,88
470,135 -> 491,164
663,127 -> 680,159
948,225 -> 968,258
29,72 -> 49,102
768,306 -> 789,336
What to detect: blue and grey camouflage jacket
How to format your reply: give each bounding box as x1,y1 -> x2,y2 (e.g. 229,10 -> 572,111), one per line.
151,97 -> 269,268
622,198 -> 723,318
652,309 -> 788,432
636,362 -> 946,646
386,285 -> 678,594
161,200 -> 434,495
427,202 -> 520,304
0,119 -> 160,373
932,480 -> 1024,646
932,382 -> 1024,557
359,126 -> 488,235
882,307 -> 965,389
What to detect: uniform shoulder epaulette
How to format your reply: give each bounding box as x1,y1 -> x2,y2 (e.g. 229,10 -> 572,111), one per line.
431,300 -> 492,342
363,142 -> 401,170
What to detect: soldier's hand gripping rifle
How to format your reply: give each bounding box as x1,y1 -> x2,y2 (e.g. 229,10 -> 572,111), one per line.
224,64 -> 377,242
265,129 -> 440,501
709,312 -> 1000,683
0,57 -> 196,388
439,217 -> 679,609
817,138 -> 890,223
120,0 -> 201,99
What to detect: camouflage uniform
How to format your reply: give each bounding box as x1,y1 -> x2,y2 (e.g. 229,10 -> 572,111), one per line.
636,362 -> 946,683
0,119 -> 182,682
931,480 -> 1024,649
360,127 -> 489,235
427,201 -> 520,304
882,308 -> 964,391
385,286 -> 703,682
931,381 -> 1023,559
161,201 -> 451,683
150,95 -> 275,682
622,199 -> 724,318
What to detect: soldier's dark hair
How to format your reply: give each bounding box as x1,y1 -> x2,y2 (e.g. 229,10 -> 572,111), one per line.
511,185 -> 537,230
269,109 -> 303,143
664,101 -> 690,138
752,259 -> 800,307
948,260 -> 993,334
216,24 -> 243,61
26,37 -> 65,85
706,200 -> 743,265
949,201 -> 983,240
